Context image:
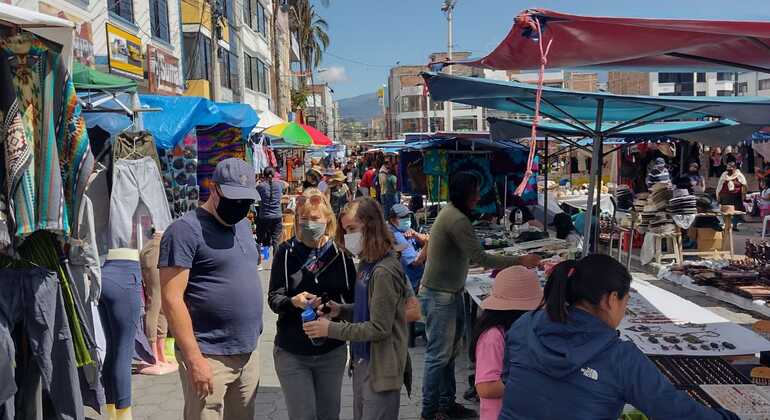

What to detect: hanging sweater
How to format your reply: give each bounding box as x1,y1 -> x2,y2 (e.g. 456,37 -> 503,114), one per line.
422,204 -> 521,293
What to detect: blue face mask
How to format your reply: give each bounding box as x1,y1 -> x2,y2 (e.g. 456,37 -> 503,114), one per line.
398,218 -> 411,232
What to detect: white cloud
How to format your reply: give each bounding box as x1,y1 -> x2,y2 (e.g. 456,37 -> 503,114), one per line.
317,66 -> 349,83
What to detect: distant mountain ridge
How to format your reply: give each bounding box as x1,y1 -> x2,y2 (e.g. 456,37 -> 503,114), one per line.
338,92 -> 381,122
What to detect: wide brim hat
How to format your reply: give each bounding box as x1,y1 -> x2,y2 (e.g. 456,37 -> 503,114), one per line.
481,266 -> 543,311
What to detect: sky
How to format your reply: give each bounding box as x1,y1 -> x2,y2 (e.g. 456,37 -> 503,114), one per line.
312,0 -> 770,99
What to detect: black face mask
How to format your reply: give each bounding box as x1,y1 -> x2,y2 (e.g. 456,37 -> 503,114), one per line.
215,192 -> 253,225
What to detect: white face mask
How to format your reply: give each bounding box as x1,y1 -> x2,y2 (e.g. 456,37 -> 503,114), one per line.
344,232 -> 364,256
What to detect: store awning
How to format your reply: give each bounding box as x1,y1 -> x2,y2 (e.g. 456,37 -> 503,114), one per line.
459,9 -> 770,73
73,62 -> 137,92
423,72 -> 770,127
0,2 -> 75,69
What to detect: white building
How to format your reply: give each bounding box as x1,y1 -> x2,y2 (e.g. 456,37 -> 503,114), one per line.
649,72 -> 737,96
307,83 -> 337,140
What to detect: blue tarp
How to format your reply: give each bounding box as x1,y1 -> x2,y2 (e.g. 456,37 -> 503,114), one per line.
81,94 -> 259,150
423,72 -> 770,126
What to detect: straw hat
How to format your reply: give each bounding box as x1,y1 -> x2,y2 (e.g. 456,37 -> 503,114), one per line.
481,266 -> 543,311
329,170 -> 346,183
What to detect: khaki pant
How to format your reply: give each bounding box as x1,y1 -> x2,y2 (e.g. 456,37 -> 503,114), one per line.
178,350 -> 261,420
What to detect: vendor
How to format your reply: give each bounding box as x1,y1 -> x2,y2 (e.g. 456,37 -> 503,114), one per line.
716,156 -> 747,231
507,195 -> 544,230
387,204 -> 428,292
687,161 -> 706,193
419,171 -> 541,420
499,255 -> 739,420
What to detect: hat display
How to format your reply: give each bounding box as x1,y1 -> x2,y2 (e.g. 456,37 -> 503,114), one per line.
647,183 -> 673,212
212,158 -> 260,201
615,185 -> 633,211
668,189 -> 697,215
695,193 -> 721,213
481,266 -> 543,311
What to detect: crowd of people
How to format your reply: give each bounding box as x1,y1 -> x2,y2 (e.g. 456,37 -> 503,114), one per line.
149,155 -> 743,420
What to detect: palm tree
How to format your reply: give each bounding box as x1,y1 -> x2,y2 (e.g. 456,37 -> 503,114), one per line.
290,0 -> 330,125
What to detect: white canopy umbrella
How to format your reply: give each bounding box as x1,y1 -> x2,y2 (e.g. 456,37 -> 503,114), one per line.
0,2 -> 75,70
255,109 -> 285,131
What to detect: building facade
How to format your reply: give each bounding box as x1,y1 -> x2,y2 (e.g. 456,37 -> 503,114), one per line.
306,83 -> 338,141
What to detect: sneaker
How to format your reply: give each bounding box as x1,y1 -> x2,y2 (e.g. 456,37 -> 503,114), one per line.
258,266 -> 264,271
462,386 -> 479,403
442,403 -> 477,419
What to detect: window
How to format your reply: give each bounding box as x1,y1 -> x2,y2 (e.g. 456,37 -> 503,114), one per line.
759,79 -> 770,91
717,72 -> 734,81
183,33 -> 211,80
696,91 -> 706,96
257,57 -> 268,94
245,54 -> 269,94
696,73 -> 706,82
149,0 -> 170,42
453,117 -> 477,131
717,90 -> 733,96
219,49 -> 239,94
658,73 -> 692,84
245,53 -> 254,90
108,0 -> 133,22
243,0 -> 268,36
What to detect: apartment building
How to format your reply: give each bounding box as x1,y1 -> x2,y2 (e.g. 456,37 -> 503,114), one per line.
306,83 -> 339,141
608,72 -> 740,96
14,0 -> 184,95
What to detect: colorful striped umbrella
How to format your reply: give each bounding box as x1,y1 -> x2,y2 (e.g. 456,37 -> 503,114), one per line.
263,122 -> 333,146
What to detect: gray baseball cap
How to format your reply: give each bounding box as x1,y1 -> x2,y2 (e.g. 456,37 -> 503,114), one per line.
212,158 -> 260,201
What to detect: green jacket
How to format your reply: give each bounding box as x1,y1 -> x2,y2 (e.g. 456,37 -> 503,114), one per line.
327,254 -> 410,392
423,203 -> 521,293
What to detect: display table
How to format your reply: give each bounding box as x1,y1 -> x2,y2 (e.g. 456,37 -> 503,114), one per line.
556,192 -> 615,213
465,273 -> 770,356
680,211 -> 745,259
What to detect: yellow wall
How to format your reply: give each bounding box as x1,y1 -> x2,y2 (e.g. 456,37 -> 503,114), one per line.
181,0 -> 211,30
184,80 -> 210,99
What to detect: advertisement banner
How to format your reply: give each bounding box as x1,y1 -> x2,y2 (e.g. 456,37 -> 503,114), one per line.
106,23 -> 143,79
147,45 -> 182,95
39,2 -> 95,67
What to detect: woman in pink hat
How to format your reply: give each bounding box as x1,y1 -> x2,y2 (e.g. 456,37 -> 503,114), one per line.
469,266 -> 543,420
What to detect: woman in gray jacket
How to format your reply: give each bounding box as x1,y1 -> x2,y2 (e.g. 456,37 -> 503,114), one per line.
304,197 -> 413,420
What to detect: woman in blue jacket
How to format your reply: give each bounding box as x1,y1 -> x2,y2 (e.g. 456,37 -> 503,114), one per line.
499,254 -> 738,420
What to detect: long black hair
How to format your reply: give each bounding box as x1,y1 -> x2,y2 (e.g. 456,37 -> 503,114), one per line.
469,309 -> 527,362
449,171 -> 479,217
543,254 -> 632,323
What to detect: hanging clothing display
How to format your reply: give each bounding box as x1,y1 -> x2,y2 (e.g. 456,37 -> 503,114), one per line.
450,155 -> 497,214
108,157 -> 172,249
196,124 -> 246,202
423,150 -> 448,176
159,129 -> 199,219
0,33 -> 94,242
426,175 -> 448,202
0,268 -> 84,420
113,131 -> 162,172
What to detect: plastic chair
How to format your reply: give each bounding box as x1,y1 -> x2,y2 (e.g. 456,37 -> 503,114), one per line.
763,215 -> 770,239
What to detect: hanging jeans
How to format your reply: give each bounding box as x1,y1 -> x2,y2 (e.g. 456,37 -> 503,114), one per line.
98,260 -> 143,409
0,268 -> 83,420
109,157 -> 172,249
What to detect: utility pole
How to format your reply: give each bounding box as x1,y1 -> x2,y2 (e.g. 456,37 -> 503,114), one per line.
209,0 -> 222,101
442,0 -> 456,132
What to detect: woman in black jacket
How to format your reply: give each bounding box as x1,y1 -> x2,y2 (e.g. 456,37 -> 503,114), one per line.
268,188 -> 356,420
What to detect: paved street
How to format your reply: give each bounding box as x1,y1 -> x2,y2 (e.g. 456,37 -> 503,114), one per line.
86,268 -> 474,420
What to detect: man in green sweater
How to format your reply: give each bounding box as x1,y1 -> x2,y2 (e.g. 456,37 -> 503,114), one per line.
419,172 -> 540,420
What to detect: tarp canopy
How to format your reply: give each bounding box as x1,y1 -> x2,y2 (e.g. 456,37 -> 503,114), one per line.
0,3 -> 75,69
254,109 -> 285,130
488,117 -> 741,142
81,93 -> 259,149
462,9 -> 770,73
422,72 -> 770,128
73,62 -> 137,92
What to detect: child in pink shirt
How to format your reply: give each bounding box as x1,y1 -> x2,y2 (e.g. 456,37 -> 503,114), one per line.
471,266 -> 543,420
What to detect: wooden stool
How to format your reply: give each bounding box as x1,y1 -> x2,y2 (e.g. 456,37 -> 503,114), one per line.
650,232 -> 682,265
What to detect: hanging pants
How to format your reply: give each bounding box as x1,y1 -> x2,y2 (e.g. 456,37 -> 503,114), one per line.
0,268 -> 83,420
98,260 -> 143,409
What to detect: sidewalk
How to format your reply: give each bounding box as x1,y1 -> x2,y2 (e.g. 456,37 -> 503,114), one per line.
86,269 -> 475,420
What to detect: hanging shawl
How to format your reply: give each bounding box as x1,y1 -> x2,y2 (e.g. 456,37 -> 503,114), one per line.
0,33 -> 94,239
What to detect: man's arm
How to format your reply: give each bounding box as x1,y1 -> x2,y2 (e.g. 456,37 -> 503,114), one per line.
161,267 -> 212,396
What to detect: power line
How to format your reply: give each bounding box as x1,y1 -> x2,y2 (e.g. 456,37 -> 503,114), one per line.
322,51 -> 393,69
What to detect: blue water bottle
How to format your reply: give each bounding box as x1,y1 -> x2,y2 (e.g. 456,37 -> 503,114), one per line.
301,304 -> 325,346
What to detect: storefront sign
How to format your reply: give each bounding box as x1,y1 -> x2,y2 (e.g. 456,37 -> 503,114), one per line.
147,45 -> 182,95
39,2 -> 95,66
106,23 -> 143,79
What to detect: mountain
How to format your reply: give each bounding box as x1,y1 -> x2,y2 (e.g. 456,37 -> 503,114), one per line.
338,92 -> 381,123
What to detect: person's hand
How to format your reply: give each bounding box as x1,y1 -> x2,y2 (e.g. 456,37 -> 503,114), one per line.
186,355 -> 213,398
317,300 -> 341,318
291,292 -> 318,309
303,318 -> 331,338
517,254 -> 542,269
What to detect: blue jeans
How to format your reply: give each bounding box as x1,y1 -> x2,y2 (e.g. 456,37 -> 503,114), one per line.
419,287 -> 464,418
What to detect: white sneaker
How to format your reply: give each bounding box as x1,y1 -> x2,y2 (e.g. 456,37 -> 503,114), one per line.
258,266 -> 264,271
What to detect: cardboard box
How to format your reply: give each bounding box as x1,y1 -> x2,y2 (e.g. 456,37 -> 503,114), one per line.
695,228 -> 723,252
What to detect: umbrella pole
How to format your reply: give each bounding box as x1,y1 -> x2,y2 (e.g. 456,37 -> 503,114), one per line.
593,141 -> 604,253
583,100 -> 605,257
535,136 -> 548,233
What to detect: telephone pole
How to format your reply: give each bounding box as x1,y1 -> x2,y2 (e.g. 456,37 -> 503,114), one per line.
441,0 -> 456,132
209,0 -> 222,101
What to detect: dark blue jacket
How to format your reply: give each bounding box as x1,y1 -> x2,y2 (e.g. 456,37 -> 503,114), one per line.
256,180 -> 283,220
500,308 -> 739,420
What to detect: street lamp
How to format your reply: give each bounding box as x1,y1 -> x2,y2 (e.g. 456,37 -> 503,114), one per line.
441,0 -> 456,132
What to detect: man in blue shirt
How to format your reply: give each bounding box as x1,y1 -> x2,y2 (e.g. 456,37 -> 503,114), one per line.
160,158 -> 263,420
388,204 -> 428,291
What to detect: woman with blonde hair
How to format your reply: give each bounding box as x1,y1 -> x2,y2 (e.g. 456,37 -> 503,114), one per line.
304,197 -> 414,420
268,188 -> 356,420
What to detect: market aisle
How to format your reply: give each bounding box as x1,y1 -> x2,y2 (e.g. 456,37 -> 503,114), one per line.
86,268 -> 475,420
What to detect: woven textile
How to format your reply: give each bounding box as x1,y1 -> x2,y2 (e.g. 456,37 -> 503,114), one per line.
196,124 -> 245,202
